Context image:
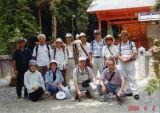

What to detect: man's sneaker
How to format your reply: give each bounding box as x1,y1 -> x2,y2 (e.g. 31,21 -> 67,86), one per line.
134,95 -> 139,100
116,95 -> 122,104
16,96 -> 23,100
85,90 -> 92,98
124,93 -> 132,97
99,94 -> 109,102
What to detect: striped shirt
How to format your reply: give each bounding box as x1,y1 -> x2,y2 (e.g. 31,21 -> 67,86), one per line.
89,39 -> 104,57
118,40 -> 137,60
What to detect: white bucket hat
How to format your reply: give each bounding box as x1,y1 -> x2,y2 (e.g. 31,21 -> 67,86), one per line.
79,32 -> 86,38
79,56 -> 86,61
65,33 -> 73,38
55,38 -> 63,43
56,90 -> 66,100
50,60 -> 58,66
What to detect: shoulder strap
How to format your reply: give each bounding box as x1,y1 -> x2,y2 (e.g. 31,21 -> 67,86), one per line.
35,44 -> 39,59
46,44 -> 51,60
91,40 -> 94,52
107,45 -> 113,55
53,47 -> 56,59
62,46 -> 65,54
129,40 -> 133,54
108,72 -> 115,82
80,44 -> 89,57
119,43 -> 122,56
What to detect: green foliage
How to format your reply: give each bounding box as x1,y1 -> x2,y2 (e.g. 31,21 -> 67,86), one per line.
0,0 -> 39,55
55,0 -> 93,36
153,0 -> 160,11
145,78 -> 160,96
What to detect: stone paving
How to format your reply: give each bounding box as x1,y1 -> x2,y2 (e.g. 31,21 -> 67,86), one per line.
0,78 -> 159,113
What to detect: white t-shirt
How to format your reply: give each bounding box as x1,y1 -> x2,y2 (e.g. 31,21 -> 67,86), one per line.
32,44 -> 53,66
78,42 -> 90,59
53,47 -> 68,70
66,44 -> 73,58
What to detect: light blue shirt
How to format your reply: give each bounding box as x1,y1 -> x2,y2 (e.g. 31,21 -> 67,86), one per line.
90,39 -> 104,57
45,70 -> 64,89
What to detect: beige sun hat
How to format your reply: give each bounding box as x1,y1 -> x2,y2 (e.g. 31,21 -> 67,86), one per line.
104,34 -> 115,44
118,30 -> 129,37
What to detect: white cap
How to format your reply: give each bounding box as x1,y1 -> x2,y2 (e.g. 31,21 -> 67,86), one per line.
79,56 -> 86,61
50,60 -> 58,65
79,32 -> 86,38
56,90 -> 66,100
65,33 -> 73,38
38,34 -> 46,39
55,38 -> 63,43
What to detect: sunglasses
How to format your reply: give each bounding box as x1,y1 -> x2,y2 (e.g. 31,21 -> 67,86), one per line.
105,38 -> 113,41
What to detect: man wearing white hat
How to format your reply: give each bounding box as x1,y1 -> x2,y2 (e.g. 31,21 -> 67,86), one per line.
53,38 -> 68,86
73,56 -> 95,100
118,31 -> 139,100
65,33 -> 79,86
32,34 -> 53,79
78,32 -> 91,67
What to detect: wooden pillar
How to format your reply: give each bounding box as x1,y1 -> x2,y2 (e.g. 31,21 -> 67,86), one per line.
107,21 -> 110,34
98,19 -> 102,32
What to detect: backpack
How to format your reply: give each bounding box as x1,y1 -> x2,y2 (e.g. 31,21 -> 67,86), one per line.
119,40 -> 134,56
35,44 -> 51,60
76,66 -> 90,76
53,46 -> 65,59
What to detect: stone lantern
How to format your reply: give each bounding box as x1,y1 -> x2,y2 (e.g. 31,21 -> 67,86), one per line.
149,38 -> 160,78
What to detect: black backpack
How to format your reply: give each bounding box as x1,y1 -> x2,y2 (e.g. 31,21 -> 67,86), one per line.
35,44 -> 51,60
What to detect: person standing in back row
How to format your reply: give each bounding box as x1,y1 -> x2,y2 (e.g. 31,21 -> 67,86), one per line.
53,38 -> 68,86
65,33 -> 79,86
89,30 -> 105,78
32,34 -> 53,79
78,32 -> 91,67
12,37 -> 32,100
118,31 -> 139,100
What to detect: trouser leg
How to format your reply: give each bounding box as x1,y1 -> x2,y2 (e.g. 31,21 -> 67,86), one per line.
29,87 -> 44,102
37,66 -> 48,80
16,75 -> 23,97
126,61 -> 138,96
60,69 -> 67,86
92,58 -> 98,77
97,58 -> 104,76
48,86 -> 59,95
66,59 -> 75,86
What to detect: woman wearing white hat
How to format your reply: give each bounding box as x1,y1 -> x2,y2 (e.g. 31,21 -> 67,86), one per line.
102,35 -> 118,68
45,60 -> 64,97
53,38 -> 68,86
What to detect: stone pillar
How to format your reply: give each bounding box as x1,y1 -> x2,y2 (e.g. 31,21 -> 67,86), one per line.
138,46 -> 146,78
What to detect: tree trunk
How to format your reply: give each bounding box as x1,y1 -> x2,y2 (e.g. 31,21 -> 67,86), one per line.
50,0 -> 57,42
38,6 -> 42,32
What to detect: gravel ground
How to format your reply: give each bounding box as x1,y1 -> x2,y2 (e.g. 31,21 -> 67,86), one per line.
0,79 -> 159,113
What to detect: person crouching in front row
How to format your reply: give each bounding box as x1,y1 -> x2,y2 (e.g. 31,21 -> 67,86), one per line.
45,60 -> 64,97
24,60 -> 45,102
73,57 -> 95,100
97,59 -> 126,103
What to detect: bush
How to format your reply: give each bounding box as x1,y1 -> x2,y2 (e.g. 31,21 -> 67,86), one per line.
145,78 -> 160,96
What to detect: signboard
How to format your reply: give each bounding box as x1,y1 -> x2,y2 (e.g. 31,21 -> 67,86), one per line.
138,12 -> 160,21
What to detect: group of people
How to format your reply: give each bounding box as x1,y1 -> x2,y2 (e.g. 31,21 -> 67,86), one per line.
12,29 -> 139,103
